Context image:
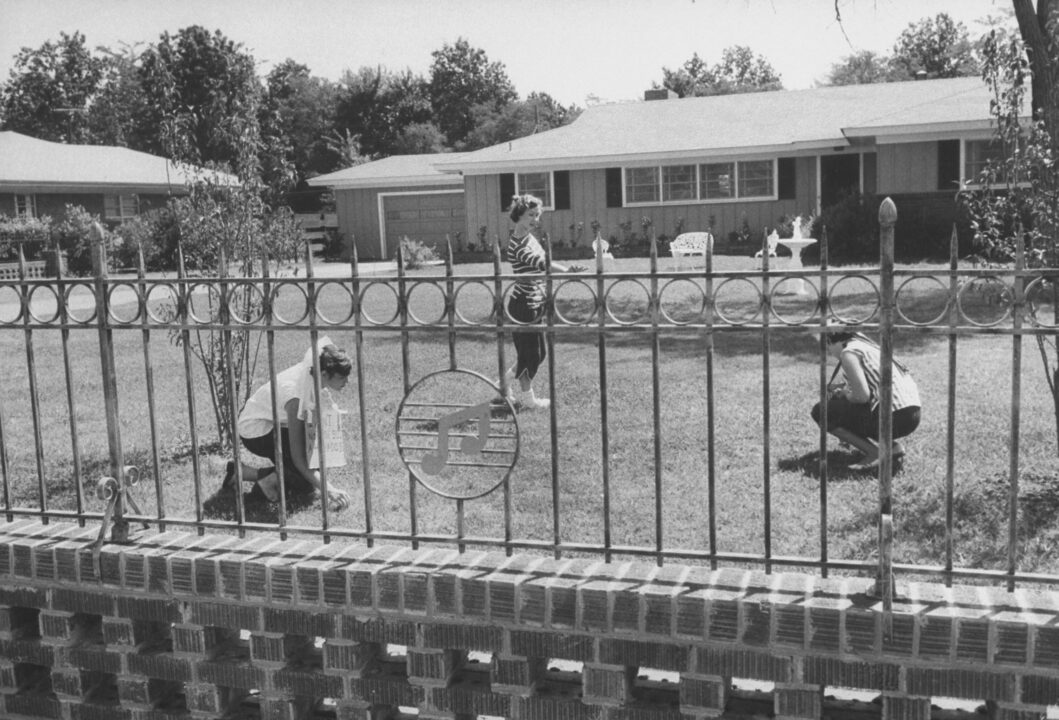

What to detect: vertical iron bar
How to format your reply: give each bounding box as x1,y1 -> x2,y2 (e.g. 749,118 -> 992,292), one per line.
704,232 -> 717,568
445,237 -> 465,551
18,244 -> 47,518
176,245 -> 204,533
817,225 -> 830,576
876,198 -> 897,609
760,229 -> 772,573
543,237 -> 561,560
91,223 -> 126,542
262,258 -> 289,536
219,248 -> 247,532
492,237 -> 513,554
944,225 -> 960,587
136,243 -> 164,529
306,244 -> 333,540
53,239 -> 84,522
396,241 -> 418,547
649,236 -> 664,565
1007,224 -> 1025,592
350,243 -> 372,545
594,236 -> 613,562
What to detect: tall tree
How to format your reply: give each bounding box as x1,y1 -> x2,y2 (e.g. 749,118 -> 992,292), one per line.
658,46 -> 782,97
888,12 -> 978,79
826,50 -> 894,85
137,26 -> 263,177
88,43 -> 150,148
0,31 -> 104,142
335,66 -> 437,157
1012,0 -> 1058,148
428,38 -> 517,147
461,92 -> 581,150
262,60 -> 340,179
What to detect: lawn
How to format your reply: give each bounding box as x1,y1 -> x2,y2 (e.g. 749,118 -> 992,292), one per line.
1,256 -> 1057,582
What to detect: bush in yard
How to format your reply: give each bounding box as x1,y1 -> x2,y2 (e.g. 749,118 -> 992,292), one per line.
112,208 -> 183,272
401,236 -> 439,269
52,204 -> 113,276
805,191 -> 878,266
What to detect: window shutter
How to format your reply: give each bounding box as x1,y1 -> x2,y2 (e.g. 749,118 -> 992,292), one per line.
553,170 -> 571,210
937,140 -> 960,191
499,173 -> 515,210
605,167 -> 622,208
777,158 -> 796,200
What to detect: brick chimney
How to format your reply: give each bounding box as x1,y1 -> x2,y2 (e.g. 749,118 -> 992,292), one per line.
644,88 -> 677,101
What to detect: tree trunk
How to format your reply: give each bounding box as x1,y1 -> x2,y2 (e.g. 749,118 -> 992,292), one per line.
1013,0 -> 1059,139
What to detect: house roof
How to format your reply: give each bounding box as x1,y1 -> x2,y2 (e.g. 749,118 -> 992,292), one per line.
434,77 -> 1009,174
307,152 -> 468,189
0,131 -> 235,193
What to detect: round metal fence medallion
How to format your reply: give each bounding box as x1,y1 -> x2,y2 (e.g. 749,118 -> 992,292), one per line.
395,369 -> 519,499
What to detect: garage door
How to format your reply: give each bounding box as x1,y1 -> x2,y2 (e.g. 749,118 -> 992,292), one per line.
383,192 -> 465,254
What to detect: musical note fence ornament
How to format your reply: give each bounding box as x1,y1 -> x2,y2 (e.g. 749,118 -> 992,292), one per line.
395,369 -> 520,499
2,200 -> 1059,592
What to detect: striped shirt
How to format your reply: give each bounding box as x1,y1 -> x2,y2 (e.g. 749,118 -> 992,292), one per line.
841,337 -> 921,410
507,231 -> 548,308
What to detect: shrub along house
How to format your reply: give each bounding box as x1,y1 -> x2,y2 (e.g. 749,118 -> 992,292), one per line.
309,77 -> 1016,260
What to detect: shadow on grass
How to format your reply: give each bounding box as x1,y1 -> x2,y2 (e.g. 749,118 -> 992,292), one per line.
778,449 -> 906,480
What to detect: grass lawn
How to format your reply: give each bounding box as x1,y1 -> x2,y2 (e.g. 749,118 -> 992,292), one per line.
1,256 -> 1057,581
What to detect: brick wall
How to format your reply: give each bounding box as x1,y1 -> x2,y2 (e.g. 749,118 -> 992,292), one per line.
0,520 -> 1056,720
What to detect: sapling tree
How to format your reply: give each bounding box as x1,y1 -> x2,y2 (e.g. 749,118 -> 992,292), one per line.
965,28 -> 1059,451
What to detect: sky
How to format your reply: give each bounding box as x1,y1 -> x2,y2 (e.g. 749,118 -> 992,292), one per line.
1,0 -> 1012,108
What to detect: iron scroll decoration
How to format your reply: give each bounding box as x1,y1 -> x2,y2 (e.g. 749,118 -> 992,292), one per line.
395,369 -> 520,500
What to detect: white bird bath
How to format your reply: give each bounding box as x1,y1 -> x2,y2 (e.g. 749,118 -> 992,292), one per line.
776,217 -> 816,295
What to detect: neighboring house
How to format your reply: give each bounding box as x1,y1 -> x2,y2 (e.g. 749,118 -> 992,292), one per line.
0,131 -> 226,225
309,77 -> 1019,260
307,153 -> 467,260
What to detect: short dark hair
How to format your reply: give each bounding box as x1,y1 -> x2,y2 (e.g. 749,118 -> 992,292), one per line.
825,332 -> 856,345
319,344 -> 353,377
508,194 -> 542,223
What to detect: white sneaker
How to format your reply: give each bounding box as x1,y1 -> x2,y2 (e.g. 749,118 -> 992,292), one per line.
520,391 -> 550,410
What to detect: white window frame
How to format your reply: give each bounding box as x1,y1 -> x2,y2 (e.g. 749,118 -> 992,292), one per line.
962,138 -> 1020,188
104,193 -> 140,221
623,159 -> 778,207
515,172 -> 553,210
14,194 -> 36,218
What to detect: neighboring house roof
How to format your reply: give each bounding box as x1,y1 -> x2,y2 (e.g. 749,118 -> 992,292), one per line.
0,131 -> 236,193
434,77 -> 1011,174
307,152 -> 469,190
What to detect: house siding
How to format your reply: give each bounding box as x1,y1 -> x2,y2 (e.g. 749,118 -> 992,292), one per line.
333,183 -> 462,260
876,142 -> 938,194
0,192 -> 172,224
464,157 -> 818,254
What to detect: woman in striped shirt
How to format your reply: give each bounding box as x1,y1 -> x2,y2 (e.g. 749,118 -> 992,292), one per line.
503,194 -> 584,410
811,331 -> 921,471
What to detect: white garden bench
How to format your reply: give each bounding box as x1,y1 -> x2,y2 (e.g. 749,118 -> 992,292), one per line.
0,260 -> 47,281
669,232 -> 714,269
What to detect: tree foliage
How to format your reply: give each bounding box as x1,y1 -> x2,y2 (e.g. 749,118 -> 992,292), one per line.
137,26 -> 264,176
659,45 -> 782,97
428,38 -> 518,146
0,31 -> 104,142
826,50 -> 894,86
889,12 -> 978,79
462,92 -> 580,150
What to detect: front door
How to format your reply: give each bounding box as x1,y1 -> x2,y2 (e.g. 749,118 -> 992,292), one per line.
820,154 -> 861,209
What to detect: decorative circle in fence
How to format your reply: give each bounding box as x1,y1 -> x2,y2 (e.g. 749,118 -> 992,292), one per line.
26,285 -> 60,324
769,279 -> 820,325
1025,277 -> 1059,328
658,278 -> 706,325
314,281 -> 356,325
552,279 -> 598,325
407,281 -> 448,325
895,275 -> 949,326
452,281 -> 495,325
0,285 -> 20,323
603,279 -> 651,325
270,281 -> 310,325
359,281 -> 400,326
395,369 -> 519,500
64,283 -> 97,324
713,277 -> 763,325
145,283 -> 180,324
828,275 -> 879,324
107,282 -> 142,324
956,276 -> 1013,327
224,281 -> 266,325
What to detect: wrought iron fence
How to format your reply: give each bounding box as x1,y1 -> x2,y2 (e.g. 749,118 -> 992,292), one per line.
1,198 -> 1057,594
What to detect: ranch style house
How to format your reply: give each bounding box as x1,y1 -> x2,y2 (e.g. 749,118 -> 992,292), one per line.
313,76 -> 1015,261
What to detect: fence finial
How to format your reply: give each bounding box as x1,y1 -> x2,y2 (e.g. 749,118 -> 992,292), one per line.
879,197 -> 898,227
